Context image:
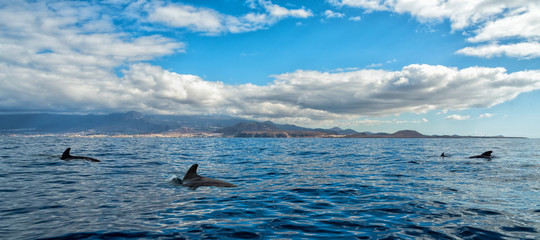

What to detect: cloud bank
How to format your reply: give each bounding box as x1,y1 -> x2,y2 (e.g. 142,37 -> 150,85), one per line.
3,60 -> 540,125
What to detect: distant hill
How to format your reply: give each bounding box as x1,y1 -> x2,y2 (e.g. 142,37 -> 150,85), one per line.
344,130 -> 426,138
216,123 -> 441,138
0,111 -> 514,138
0,111 -> 350,136
215,121 -> 340,138
215,122 -> 281,137
0,111 -> 248,134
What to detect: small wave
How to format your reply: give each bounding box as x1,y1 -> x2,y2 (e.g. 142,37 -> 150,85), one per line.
167,174 -> 183,186
37,231 -> 185,240
289,151 -> 330,156
501,226 -> 537,233
466,208 -> 502,216
455,226 -> 509,239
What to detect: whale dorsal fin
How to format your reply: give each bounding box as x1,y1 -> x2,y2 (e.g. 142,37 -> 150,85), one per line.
183,164 -> 199,180
61,148 -> 71,159
481,151 -> 492,156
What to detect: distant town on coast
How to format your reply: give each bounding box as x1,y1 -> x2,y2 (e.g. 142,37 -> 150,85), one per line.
0,111 -> 519,138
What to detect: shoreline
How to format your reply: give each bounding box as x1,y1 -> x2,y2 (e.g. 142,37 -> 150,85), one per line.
1,132 -> 527,139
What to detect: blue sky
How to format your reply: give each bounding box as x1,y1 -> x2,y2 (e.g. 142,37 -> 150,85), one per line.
1,0 -> 540,137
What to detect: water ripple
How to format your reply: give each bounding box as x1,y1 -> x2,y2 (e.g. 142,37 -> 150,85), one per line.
0,137 -> 539,239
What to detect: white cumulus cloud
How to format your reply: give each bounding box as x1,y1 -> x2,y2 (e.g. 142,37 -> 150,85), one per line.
0,1 -> 183,67
446,114 -> 470,120
324,10 -> 345,19
456,42 -> 540,59
147,1 -> 312,34
468,6 -> 540,43
349,16 -> 362,21
148,4 -> 224,33
479,113 -> 495,118
330,0 -> 540,59
330,0 -> 388,11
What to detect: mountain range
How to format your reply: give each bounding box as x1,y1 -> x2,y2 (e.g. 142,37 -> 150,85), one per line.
0,111 -> 245,134
0,111 -> 510,138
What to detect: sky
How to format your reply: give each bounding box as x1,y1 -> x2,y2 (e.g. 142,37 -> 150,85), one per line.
1,0 -> 540,137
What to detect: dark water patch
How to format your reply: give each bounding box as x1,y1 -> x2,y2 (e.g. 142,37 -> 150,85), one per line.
1,206 -> 41,216
454,226 -> 508,239
0,188 -> 17,192
404,225 -> 454,239
3,146 -> 20,150
265,171 -> 291,176
345,207 -> 415,217
322,219 -> 365,228
214,153 -> 233,158
274,223 -> 344,234
289,150 -> 330,156
384,173 -> 410,178
46,180 -> 78,185
38,231 -> 187,240
372,207 -> 414,215
323,220 -> 390,233
105,169 -> 138,175
290,187 -> 321,195
305,202 -> 335,210
441,187 -> 459,193
229,231 -> 261,239
98,204 -> 115,209
466,208 -> 502,216
501,226 -> 537,233
286,208 -> 311,215
38,204 -> 63,210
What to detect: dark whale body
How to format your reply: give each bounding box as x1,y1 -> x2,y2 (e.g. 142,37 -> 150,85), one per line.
177,164 -> 237,190
61,148 -> 100,162
469,151 -> 493,159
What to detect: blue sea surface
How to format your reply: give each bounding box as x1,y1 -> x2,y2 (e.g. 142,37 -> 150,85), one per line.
0,137 -> 539,239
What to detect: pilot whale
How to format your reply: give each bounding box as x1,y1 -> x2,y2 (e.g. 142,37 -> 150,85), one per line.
440,152 -> 449,157
174,164 -> 237,190
469,151 -> 493,159
61,148 -> 100,162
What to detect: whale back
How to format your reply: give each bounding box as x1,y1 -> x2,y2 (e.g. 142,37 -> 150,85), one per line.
61,148 -> 71,159
181,164 -> 237,190
481,151 -> 492,157
183,164 -> 200,180
469,150 -> 493,159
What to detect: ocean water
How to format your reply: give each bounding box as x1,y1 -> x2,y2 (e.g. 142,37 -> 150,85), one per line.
0,137 -> 539,240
